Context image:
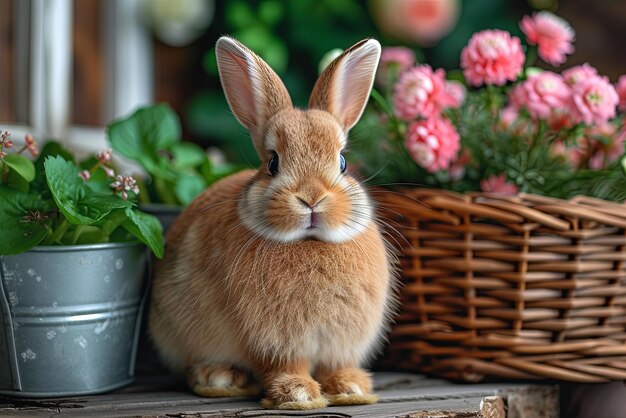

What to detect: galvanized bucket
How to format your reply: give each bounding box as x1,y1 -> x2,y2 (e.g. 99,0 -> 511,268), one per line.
0,242 -> 148,397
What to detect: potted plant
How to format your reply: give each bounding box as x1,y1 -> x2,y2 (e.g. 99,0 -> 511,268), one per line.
0,133 -> 163,397
107,104 -> 243,230
352,11 -> 626,382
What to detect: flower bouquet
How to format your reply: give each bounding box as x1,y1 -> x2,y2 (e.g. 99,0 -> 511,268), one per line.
356,11 -> 626,200
357,12 -> 626,382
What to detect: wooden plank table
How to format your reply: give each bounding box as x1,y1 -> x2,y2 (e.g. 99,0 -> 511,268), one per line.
0,372 -> 558,417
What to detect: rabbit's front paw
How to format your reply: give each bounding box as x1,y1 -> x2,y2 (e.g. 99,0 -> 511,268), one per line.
318,367 -> 379,406
261,373 -> 328,410
188,363 -> 259,397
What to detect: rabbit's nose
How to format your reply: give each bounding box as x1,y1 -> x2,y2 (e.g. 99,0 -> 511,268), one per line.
297,195 -> 328,209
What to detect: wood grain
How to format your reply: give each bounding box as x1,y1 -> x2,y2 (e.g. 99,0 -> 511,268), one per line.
0,372 -> 558,418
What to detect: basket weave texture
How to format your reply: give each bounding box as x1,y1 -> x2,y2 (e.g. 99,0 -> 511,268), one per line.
379,188 -> 626,382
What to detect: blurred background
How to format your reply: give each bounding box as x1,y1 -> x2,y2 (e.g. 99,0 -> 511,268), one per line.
1,0 -> 625,166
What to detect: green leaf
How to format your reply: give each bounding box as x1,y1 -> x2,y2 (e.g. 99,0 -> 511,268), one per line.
6,167 -> 30,193
44,156 -> 133,225
3,154 -> 35,182
174,173 -> 206,206
0,186 -> 52,255
32,141 -> 74,194
172,142 -> 207,170
107,104 -> 181,179
123,208 -> 164,258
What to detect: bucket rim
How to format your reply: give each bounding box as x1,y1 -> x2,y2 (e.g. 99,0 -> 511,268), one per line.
18,241 -> 144,254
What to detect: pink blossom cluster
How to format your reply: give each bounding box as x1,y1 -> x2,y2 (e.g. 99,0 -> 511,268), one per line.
390,61 -> 464,172
0,131 -> 12,159
520,11 -> 575,66
461,30 -> 525,87
393,65 -> 448,120
405,118 -> 460,173
0,132 -> 40,160
480,174 -> 519,196
508,64 -> 619,127
78,148 -> 116,182
110,175 -> 140,200
378,10 -> 626,195
553,123 -> 626,171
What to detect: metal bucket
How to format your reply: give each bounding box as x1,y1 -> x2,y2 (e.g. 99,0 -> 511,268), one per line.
0,242 -> 148,397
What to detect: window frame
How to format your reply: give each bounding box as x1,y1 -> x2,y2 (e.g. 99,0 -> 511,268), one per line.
2,0 -> 153,154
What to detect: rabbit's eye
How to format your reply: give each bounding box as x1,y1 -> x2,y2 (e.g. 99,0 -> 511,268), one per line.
340,153 -> 347,173
268,154 -> 279,176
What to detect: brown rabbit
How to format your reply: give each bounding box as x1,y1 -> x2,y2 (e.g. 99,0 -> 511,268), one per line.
149,36 -> 396,410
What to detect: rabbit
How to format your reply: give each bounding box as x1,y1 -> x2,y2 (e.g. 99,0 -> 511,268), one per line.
148,36 -> 397,410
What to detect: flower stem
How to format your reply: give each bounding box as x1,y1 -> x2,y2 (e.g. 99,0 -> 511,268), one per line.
523,45 -> 538,74
0,160 -> 7,184
44,217 -> 70,245
370,88 -> 394,119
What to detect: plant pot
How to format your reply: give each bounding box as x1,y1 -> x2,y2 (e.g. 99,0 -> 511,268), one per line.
139,203 -> 183,233
0,242 -> 148,397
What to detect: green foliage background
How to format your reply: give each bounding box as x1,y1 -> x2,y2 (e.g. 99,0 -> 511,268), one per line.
183,0 -> 531,166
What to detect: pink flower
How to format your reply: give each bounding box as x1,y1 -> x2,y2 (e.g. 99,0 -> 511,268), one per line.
376,47 -> 416,86
0,131 -> 11,146
562,63 -> 598,87
556,124 -> 626,169
586,123 -> 626,168
448,150 -> 471,181
520,11 -> 575,66
441,80 -> 466,109
110,175 -> 140,200
96,149 -> 113,163
102,166 -> 115,178
547,108 -> 574,130
616,75 -> 626,111
405,117 -> 460,172
23,134 -> 39,157
370,0 -> 460,46
509,71 -> 570,119
499,106 -> 519,130
461,30 -> 525,87
78,170 -> 91,182
393,65 -> 448,120
0,151 -> 6,159
569,75 -> 619,125
0,131 -> 12,149
480,174 -> 519,195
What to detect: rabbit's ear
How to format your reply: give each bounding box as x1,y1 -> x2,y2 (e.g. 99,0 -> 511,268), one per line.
309,39 -> 381,132
216,36 -> 292,147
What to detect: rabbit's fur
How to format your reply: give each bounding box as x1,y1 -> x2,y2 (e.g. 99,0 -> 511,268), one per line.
149,37 -> 396,410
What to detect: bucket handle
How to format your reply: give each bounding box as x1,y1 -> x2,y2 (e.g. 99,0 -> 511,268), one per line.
0,256 -> 22,391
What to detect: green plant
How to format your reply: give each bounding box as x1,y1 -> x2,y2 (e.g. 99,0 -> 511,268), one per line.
0,135 -> 163,257
107,104 -> 243,206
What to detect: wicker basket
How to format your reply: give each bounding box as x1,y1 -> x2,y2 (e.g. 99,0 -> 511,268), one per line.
378,188 -> 626,382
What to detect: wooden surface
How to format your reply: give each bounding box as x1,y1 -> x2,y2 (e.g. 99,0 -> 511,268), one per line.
0,372 -> 558,418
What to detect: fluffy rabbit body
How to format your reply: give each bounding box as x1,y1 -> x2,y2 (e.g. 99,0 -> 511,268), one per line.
149,37 -> 395,410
